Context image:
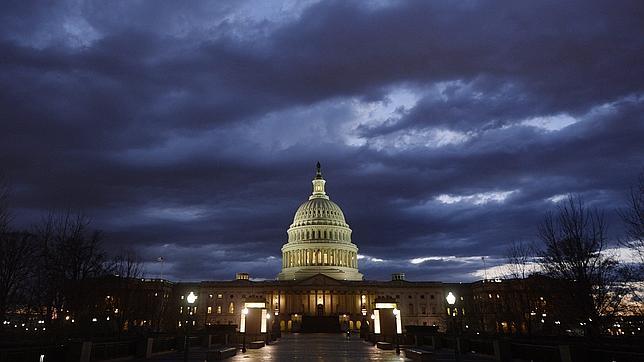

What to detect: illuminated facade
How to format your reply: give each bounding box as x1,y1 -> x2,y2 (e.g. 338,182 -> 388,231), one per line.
172,164 -> 446,332
278,163 -> 363,281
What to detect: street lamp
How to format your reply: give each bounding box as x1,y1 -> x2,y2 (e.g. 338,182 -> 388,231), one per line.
393,308 -> 401,354
272,309 -> 281,339
241,307 -> 249,352
265,312 -> 271,345
184,291 -> 197,362
446,292 -> 460,362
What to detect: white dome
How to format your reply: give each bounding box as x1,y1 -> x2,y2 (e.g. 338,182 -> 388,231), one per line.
291,198 -> 348,228
278,163 -> 363,281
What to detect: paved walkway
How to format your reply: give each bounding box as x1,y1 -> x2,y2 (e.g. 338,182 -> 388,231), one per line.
145,333 -> 494,361
229,333 -> 407,361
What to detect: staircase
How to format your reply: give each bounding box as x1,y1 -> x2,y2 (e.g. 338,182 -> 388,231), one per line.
301,315 -> 341,333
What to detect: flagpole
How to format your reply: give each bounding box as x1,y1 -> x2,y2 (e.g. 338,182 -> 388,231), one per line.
157,257 -> 165,280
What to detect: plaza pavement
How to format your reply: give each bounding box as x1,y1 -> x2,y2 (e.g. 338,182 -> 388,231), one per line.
145,333 -> 495,361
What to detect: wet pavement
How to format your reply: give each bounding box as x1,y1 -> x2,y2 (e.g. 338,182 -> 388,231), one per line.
228,333 -> 407,361
145,333 -> 495,361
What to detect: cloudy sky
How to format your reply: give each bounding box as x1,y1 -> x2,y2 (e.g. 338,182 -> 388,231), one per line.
1,0 -> 643,282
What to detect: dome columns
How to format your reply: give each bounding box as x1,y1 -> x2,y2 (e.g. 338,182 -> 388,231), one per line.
277,163 -> 363,281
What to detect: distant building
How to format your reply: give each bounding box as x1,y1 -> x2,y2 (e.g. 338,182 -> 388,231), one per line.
170,164 -> 446,332
25,164 -> 638,337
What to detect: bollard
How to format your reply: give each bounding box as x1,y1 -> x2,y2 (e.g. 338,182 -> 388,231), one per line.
492,340 -> 511,362
559,345 -> 572,362
79,342 -> 92,362
146,338 -> 154,358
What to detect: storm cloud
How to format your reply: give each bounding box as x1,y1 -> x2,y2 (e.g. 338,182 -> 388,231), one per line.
1,0 -> 643,282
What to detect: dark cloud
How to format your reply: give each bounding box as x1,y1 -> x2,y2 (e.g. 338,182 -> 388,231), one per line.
1,0 -> 642,282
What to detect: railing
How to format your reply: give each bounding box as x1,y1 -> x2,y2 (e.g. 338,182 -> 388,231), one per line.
151,336 -> 177,354
91,340 -> 136,361
0,345 -> 65,362
401,332 -> 644,362
510,341 -> 560,362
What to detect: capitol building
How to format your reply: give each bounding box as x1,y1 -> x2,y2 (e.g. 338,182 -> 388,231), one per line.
176,163 -> 449,332
278,163 -> 363,281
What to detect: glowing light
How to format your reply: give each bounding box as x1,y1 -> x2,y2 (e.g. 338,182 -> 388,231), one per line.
242,308 -> 249,315
244,302 -> 266,308
375,302 -> 397,309
446,292 -> 456,305
186,292 -> 197,304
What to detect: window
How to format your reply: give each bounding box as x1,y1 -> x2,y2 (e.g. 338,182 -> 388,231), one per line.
430,294 -> 434,300
228,302 -> 234,314
217,306 -> 222,314
230,295 -> 234,299
420,295 -> 425,299
217,294 -> 222,299
207,307 -> 212,314
421,305 -> 427,315
409,303 -> 414,314
179,306 -> 183,314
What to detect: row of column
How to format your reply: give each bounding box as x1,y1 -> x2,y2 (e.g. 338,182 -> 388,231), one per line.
273,290 -> 372,316
282,249 -> 357,268
289,228 -> 350,242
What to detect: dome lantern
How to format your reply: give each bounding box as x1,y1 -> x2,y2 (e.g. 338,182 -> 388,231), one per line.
310,161 -> 328,200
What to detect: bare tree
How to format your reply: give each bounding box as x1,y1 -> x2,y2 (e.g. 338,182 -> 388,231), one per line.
617,172 -> 644,316
31,210 -> 109,323
111,248 -> 145,279
505,240 -> 533,279
537,195 -> 623,336
0,175 -> 10,232
0,176 -> 35,321
619,172 -> 644,263
503,241 -> 539,335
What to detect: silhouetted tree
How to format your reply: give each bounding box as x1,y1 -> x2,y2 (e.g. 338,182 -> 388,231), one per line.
503,240 -> 539,335
0,177 -> 36,321
32,210 -> 109,325
111,248 -> 145,279
618,172 -> 644,315
505,240 -> 533,279
537,195 -> 623,336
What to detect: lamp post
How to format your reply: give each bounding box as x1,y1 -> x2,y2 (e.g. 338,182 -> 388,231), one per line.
184,291 -> 197,362
241,307 -> 248,352
360,307 -> 368,339
265,312 -> 271,345
272,309 -> 281,339
446,291 -> 459,362
370,313 -> 376,346
393,308 -> 401,355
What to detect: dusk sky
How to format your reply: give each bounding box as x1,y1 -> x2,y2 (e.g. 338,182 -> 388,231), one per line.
1,0 -> 643,282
